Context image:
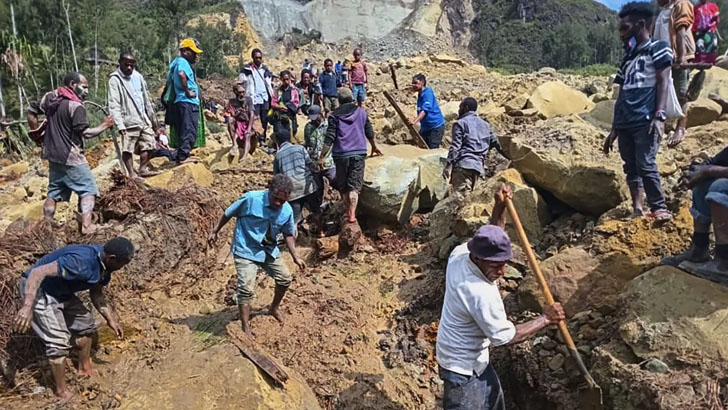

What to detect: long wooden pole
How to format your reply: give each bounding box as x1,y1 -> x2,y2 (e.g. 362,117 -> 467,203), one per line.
382,90 -> 428,149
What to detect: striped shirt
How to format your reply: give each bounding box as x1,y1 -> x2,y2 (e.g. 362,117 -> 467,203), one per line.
273,142 -> 319,201
613,39 -> 673,129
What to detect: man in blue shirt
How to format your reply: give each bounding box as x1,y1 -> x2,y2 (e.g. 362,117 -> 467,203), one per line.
13,237 -> 134,400
410,73 -> 446,149
208,175 -> 306,336
319,59 -> 340,114
604,2 -> 673,221
167,38 -> 202,164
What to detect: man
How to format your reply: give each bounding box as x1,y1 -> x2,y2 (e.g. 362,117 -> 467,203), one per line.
437,185 -> 565,410
320,88 -> 382,224
305,104 -> 335,184
663,145 -> 728,278
13,237 -> 134,400
666,0 -> 696,147
243,49 -> 275,143
208,175 -> 306,336
108,51 -> 161,180
335,60 -> 343,83
27,72 -> 114,234
271,70 -> 301,140
410,74 -> 446,149
349,49 -> 368,107
444,98 -> 501,196
225,82 -> 255,161
166,38 -> 203,165
319,59 -> 340,114
297,70 -> 319,116
273,128 -> 321,230
604,2 -> 673,221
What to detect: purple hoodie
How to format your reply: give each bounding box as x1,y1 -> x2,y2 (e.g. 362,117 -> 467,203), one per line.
324,102 -> 374,158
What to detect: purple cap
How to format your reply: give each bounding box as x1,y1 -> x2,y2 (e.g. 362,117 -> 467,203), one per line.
467,225 -> 512,262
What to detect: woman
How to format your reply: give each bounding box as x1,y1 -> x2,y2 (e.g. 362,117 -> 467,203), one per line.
225,82 -> 255,162
271,70 -> 300,142
693,0 -> 721,64
297,70 -> 319,116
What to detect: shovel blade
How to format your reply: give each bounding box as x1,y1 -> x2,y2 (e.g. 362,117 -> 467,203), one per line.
578,385 -> 604,410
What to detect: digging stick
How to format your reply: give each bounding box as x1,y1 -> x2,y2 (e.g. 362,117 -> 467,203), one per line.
389,63 -> 398,90
504,198 -> 604,410
85,101 -> 126,176
382,90 -> 429,149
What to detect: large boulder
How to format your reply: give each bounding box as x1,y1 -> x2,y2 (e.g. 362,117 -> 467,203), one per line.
686,98 -> 722,128
619,266 -> 728,366
694,66 -> 728,100
580,99 -> 615,130
518,247 -> 623,316
146,163 -> 214,191
499,116 -> 628,215
526,81 -> 595,118
359,145 -> 448,224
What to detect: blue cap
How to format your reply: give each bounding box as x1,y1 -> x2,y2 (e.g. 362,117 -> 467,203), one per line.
467,225 -> 512,262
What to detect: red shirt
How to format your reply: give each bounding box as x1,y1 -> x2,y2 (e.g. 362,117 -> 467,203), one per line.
350,61 -> 368,85
693,2 -> 720,32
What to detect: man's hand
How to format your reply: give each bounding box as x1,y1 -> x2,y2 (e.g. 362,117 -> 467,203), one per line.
494,183 -> 513,205
12,305 -> 33,333
543,303 -> 566,325
155,128 -> 163,136
208,231 -> 218,247
686,165 -> 711,188
370,146 -> 383,157
603,129 -> 617,156
408,117 -> 417,126
185,89 -> 197,99
102,116 -> 115,130
676,57 -> 688,69
443,165 -> 452,181
107,317 -> 124,340
650,119 -> 665,142
317,158 -> 325,171
293,256 -> 306,271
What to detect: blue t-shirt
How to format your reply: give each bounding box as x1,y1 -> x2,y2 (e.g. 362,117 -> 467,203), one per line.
613,39 -> 673,129
168,56 -> 199,105
417,87 -> 446,132
319,71 -> 339,97
224,190 -> 296,262
22,245 -> 110,301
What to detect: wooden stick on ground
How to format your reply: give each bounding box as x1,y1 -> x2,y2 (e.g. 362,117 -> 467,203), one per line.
389,63 -> 398,90
382,90 -> 428,149
227,323 -> 289,387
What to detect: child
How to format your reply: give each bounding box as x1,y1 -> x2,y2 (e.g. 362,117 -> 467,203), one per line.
349,49 -> 368,107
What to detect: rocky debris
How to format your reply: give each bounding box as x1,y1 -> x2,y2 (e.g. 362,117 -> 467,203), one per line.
0,161 -> 29,182
518,247 -> 622,317
429,54 -> 468,66
146,163 -> 214,191
643,358 -> 670,374
359,145 -> 448,224
525,81 -> 594,119
686,98 -> 722,128
694,66 -> 728,101
580,99 -> 615,130
619,266 -> 728,367
499,116 -> 627,215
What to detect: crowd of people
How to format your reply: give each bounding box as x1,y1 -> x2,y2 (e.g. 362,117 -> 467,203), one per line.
13,2 -> 728,408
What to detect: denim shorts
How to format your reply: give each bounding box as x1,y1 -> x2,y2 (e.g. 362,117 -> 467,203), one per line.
48,162 -> 99,202
691,178 -> 728,225
439,365 -> 505,410
352,84 -> 366,102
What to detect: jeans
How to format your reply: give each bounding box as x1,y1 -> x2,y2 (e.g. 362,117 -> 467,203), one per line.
254,100 -> 270,139
616,124 -> 667,212
421,125 -> 445,149
352,84 -> 367,102
174,102 -> 199,162
691,178 -> 728,225
440,365 -> 505,410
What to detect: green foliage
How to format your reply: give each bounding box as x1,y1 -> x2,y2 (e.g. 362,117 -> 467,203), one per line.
560,63 -> 620,77
471,0 -> 621,71
186,21 -> 246,78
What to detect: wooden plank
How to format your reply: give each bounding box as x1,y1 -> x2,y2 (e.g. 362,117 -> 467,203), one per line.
227,323 -> 289,387
382,91 -> 429,149
389,63 -> 398,90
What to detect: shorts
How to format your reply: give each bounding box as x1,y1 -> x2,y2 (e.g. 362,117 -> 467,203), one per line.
20,279 -> 96,357
691,178 -> 728,225
48,162 -> 99,202
440,365 -> 505,410
451,167 -> 480,193
323,96 -> 339,112
289,192 -> 322,224
234,255 -> 292,305
673,68 -> 689,102
334,155 -> 366,194
421,125 -> 445,149
122,126 -> 156,154
352,84 -> 367,102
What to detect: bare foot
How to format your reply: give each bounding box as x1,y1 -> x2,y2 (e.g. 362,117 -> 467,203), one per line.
667,128 -> 686,147
55,389 -> 74,402
77,367 -> 96,377
241,324 -> 253,338
81,223 -> 111,235
269,308 -> 285,324
138,169 -> 160,177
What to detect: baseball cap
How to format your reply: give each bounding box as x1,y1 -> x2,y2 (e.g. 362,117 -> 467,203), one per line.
467,225 -> 512,262
180,38 -> 203,54
308,105 -> 322,120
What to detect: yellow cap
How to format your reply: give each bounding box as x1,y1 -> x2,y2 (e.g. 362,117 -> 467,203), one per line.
179,38 -> 203,54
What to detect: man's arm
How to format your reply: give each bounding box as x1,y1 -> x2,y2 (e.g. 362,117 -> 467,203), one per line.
411,110 -> 426,125
13,262 -> 58,333
364,117 -> 382,156
284,234 -> 306,270
489,184 -> 512,229
445,122 -> 465,171
90,285 -> 123,339
82,117 -> 114,139
208,213 -> 232,246
655,66 -> 670,113
509,303 -> 564,344
178,70 -> 196,98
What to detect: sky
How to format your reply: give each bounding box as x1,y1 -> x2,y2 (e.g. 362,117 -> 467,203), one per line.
594,0 -> 630,10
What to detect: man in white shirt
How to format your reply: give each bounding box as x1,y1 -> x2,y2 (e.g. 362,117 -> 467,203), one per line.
436,185 -> 565,410
242,48 -> 274,144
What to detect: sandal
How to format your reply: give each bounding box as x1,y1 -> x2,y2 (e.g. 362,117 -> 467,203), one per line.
651,209 -> 673,221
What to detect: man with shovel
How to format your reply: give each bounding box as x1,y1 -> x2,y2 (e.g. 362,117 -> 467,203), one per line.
436,184 -> 566,410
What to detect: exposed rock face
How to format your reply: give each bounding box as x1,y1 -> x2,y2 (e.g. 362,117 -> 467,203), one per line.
686,98 -> 722,128
360,145 -> 448,224
619,266 -> 728,366
525,81 -> 595,119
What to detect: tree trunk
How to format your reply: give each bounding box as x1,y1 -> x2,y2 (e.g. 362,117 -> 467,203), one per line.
0,72 -> 6,118
62,0 -> 79,72
94,23 -> 99,98
10,2 -> 23,117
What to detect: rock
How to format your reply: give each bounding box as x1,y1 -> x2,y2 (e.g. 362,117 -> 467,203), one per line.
538,67 -> 557,75
610,84 -> 620,100
1,200 -> 44,224
694,66 -> 728,101
25,177 -> 46,198
339,221 -> 362,257
146,163 -> 213,191
440,101 -> 461,121
0,161 -> 29,180
586,81 -> 606,95
590,93 -> 609,103
504,265 -> 523,280
510,108 -> 541,118
430,54 -> 467,66
11,187 -> 26,201
384,106 -> 397,119
581,100 -> 615,130
548,353 -> 565,371
149,157 -> 171,170
360,145 -> 448,225
619,266 -> 728,366
503,93 -> 529,113
686,98 -> 722,128
526,81 -> 594,118
499,117 -> 627,215
519,247 -> 623,316
643,358 -> 670,374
